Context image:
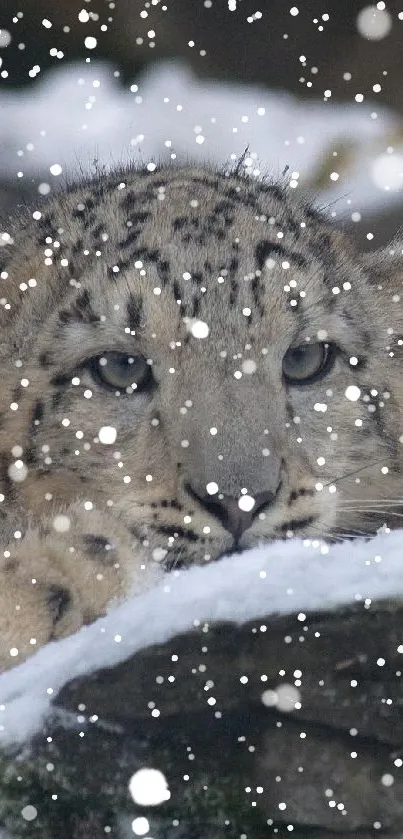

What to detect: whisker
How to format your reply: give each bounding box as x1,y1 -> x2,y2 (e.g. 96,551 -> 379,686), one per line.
322,458 -> 387,488
338,495 -> 403,504
331,524 -> 372,537
295,520 -> 371,542
338,500 -> 403,506
342,507 -> 403,519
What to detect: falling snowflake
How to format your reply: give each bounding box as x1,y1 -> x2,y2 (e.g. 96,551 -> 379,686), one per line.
99,426 -> 117,445
356,4 -> 392,40
128,768 -> 171,806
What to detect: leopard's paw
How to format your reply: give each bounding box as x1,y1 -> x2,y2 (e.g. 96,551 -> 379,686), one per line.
0,533 -> 84,671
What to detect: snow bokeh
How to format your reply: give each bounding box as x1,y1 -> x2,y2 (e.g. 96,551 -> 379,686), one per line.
128,769 -> 171,807
1,60 -> 403,216
371,152 -> 403,191
131,817 -> 150,836
98,426 -> 117,445
356,5 -> 392,40
1,529 -> 403,748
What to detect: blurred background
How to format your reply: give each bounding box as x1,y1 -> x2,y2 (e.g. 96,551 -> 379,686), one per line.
1,0 -> 403,247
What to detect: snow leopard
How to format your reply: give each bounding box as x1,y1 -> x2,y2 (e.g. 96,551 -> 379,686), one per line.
0,164 -> 402,670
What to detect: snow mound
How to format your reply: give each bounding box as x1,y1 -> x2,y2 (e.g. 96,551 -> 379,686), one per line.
1,530 -> 403,748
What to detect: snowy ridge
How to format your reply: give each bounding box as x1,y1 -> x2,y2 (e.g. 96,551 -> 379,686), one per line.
1,530 -> 403,748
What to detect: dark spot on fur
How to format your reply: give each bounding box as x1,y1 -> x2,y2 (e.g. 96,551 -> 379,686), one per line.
157,259 -> 170,286
156,524 -> 199,542
284,213 -> 301,238
72,198 -> 96,229
76,289 -> 91,309
130,211 -> 151,225
59,289 -> 100,325
82,534 -> 115,562
47,585 -> 72,627
4,558 -> 18,573
37,212 -> 59,242
261,183 -> 284,203
119,228 -> 141,249
289,488 -> 314,503
214,199 -> 233,213
171,500 -> 183,510
388,334 -> 403,361
279,516 -> 316,533
251,276 -> 265,316
160,499 -> 183,510
126,292 -> 143,330
52,391 -> 64,408
255,240 -> 307,271
91,223 -> 105,240
212,200 -> 235,227
146,248 -> 160,263
50,373 -> 71,387
225,187 -> 240,200
118,212 -> 151,248
107,259 -> 132,279
361,387 -> 391,444
71,237 -> 84,257
39,352 -> 51,368
32,399 -> 45,425
120,191 -> 137,211
344,352 -> 367,371
191,296 -> 200,317
304,205 -> 324,223
24,446 -> 38,465
173,216 -> 187,231
229,279 -> 238,306
0,454 -> 16,499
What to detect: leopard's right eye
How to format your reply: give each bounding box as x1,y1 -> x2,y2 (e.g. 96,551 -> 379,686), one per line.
282,342 -> 335,385
88,351 -> 153,394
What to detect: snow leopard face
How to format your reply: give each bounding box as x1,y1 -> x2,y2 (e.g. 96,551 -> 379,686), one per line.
0,166 -> 402,595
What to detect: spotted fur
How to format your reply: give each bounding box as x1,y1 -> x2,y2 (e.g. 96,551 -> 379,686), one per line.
0,164 -> 402,670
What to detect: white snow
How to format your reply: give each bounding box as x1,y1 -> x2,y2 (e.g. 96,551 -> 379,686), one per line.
1,60 -> 403,215
128,769 -> 171,806
356,5 -> 392,40
98,425 -> 117,445
1,529 -> 403,748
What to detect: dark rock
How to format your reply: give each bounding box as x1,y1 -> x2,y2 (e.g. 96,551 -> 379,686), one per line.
1,601 -> 403,837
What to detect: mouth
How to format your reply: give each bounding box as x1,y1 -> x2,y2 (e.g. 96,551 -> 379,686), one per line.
162,534 -> 237,570
215,541 -> 246,561
151,514 -> 322,572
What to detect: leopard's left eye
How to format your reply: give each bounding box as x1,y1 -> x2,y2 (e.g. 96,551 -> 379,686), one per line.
89,351 -> 153,394
282,342 -> 335,385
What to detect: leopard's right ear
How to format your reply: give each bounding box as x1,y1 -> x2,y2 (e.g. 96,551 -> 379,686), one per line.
359,237 -> 403,337
360,236 -> 403,297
